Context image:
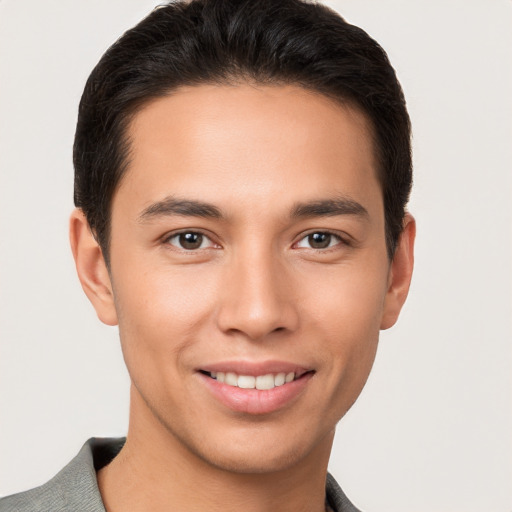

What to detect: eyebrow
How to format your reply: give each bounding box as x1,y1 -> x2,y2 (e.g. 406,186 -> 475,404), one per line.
291,197 -> 369,220
138,195 -> 369,223
138,197 -> 223,222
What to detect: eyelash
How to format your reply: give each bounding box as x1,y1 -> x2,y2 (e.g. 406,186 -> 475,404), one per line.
162,229 -> 350,252
293,230 -> 350,251
163,230 -> 219,251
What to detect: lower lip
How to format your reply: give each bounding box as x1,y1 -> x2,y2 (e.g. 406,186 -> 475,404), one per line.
199,372 -> 313,415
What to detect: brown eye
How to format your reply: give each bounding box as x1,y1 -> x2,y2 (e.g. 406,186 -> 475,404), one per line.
308,232 -> 332,249
295,231 -> 343,250
167,232 -> 214,250
179,232 -> 203,249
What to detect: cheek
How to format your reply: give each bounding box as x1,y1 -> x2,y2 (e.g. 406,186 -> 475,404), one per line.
302,258 -> 389,337
300,260 -> 388,403
111,260 -> 221,369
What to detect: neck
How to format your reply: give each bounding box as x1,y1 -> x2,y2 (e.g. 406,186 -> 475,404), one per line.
98,386 -> 335,512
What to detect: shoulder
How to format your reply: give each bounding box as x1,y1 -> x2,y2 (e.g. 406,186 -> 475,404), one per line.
326,473 -> 363,512
0,438 -> 124,512
1,442 -> 359,512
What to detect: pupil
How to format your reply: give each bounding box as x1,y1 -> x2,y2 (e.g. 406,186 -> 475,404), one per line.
309,232 -> 330,249
180,232 -> 202,249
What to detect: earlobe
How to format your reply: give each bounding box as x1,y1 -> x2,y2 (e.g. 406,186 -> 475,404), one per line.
69,209 -> 118,326
380,213 -> 416,330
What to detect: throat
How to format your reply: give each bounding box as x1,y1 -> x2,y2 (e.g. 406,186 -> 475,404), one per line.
97,434 -> 332,512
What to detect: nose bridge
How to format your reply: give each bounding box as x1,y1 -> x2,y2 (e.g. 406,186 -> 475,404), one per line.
216,241 -> 298,340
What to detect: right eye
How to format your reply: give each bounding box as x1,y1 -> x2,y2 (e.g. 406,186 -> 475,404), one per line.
165,231 -> 217,250
294,231 -> 346,250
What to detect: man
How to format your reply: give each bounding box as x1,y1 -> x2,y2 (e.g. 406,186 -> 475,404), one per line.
0,0 -> 414,511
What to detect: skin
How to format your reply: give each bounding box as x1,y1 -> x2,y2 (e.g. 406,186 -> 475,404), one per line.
70,84 -> 415,512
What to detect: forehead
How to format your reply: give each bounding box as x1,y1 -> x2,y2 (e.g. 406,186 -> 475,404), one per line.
116,83 -> 381,218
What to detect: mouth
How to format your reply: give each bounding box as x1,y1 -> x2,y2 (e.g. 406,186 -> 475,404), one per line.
197,364 -> 314,415
199,369 -> 310,390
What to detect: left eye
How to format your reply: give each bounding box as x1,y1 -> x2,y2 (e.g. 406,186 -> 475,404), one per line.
166,232 -> 216,250
295,232 -> 342,250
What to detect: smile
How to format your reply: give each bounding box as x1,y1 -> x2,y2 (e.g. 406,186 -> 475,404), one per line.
198,365 -> 314,415
208,371 -> 296,390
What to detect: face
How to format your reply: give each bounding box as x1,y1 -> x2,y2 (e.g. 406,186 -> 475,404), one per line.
73,83 -> 414,474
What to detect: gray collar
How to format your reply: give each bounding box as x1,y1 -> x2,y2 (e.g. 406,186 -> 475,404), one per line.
1,438 -> 361,512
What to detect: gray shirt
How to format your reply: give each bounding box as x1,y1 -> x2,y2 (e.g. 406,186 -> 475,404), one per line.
0,438 -> 361,512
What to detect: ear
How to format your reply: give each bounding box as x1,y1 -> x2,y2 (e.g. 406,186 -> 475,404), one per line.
69,209 -> 118,326
380,213 -> 416,330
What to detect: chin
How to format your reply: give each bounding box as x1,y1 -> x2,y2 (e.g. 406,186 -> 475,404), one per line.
175,423 -> 335,475
196,445 -> 309,474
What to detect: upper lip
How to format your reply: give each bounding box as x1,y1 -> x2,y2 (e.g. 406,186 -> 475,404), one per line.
198,360 -> 312,377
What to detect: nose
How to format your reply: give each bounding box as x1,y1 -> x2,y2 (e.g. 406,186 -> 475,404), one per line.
216,248 -> 299,341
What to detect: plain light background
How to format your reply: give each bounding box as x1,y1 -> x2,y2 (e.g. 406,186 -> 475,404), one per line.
0,1 -> 511,511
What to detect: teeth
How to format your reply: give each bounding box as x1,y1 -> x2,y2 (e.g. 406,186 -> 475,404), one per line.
238,375 -> 256,389
210,371 -> 296,389
256,374 -> 274,390
274,373 -> 286,386
225,372 -> 238,386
